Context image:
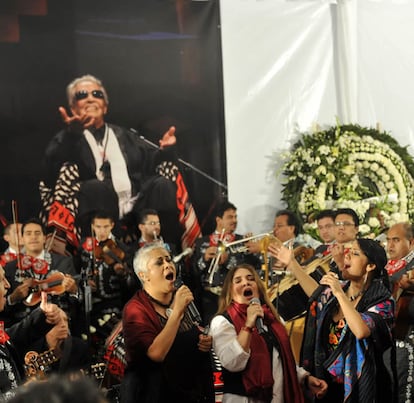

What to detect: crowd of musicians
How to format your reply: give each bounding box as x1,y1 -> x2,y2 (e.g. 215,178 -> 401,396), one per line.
1,74 -> 413,402
1,200 -> 414,403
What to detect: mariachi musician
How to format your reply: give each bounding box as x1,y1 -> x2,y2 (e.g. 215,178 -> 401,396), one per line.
270,210 -> 319,267
384,222 -> 414,403
1,222 -> 24,267
192,201 -> 261,324
385,222 -> 414,338
262,210 -> 317,362
3,218 -> 79,333
77,211 -> 134,351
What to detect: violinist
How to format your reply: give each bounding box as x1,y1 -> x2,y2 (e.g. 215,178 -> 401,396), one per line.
3,218 -> 80,333
1,223 -> 24,266
78,211 -> 134,350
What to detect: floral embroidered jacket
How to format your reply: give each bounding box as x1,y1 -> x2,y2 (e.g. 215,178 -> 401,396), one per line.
301,279 -> 394,402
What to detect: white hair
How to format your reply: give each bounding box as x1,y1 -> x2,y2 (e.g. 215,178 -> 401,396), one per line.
66,74 -> 109,106
133,243 -> 169,285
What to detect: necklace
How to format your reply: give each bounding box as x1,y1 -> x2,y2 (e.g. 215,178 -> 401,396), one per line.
144,290 -> 172,308
348,290 -> 364,301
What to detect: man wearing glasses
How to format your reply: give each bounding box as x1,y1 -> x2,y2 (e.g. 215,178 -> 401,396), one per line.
41,74 -> 177,241
330,208 -> 359,276
135,208 -> 174,253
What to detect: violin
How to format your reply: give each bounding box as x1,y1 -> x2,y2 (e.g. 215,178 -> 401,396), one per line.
24,272 -> 66,306
94,239 -> 125,266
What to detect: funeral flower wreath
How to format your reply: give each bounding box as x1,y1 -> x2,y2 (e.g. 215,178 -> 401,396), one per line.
280,123 -> 414,237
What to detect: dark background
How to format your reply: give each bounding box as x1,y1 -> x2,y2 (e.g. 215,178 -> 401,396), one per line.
0,0 -> 226,243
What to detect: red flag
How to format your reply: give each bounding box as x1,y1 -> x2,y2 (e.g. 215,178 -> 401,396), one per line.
175,171 -> 202,249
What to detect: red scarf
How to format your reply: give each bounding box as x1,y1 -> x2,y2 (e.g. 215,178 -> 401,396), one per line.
227,302 -> 304,403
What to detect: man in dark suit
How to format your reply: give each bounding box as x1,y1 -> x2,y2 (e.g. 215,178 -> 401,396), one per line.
41,74 -> 177,239
3,218 -> 80,334
27,310 -> 91,379
192,200 -> 260,323
0,266 -> 63,399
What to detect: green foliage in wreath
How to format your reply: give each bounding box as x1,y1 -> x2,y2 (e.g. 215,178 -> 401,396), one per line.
280,123 -> 414,238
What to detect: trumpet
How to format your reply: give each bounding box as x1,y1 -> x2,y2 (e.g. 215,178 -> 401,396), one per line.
206,229 -> 226,286
224,231 -> 274,253
206,231 -> 274,286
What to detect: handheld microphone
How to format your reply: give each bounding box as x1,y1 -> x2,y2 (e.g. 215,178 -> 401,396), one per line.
174,277 -> 202,325
309,270 -> 339,303
173,248 -> 193,263
250,298 -> 265,334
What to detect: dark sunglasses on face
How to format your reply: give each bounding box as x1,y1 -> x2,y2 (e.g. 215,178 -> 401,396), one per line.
74,89 -> 105,101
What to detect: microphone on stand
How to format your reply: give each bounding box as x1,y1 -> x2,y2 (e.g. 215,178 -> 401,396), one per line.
250,298 -> 265,334
173,248 -> 193,263
174,277 -> 202,325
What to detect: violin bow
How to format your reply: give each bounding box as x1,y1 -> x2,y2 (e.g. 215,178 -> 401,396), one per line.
90,223 -> 98,277
11,200 -> 23,269
45,228 -> 57,253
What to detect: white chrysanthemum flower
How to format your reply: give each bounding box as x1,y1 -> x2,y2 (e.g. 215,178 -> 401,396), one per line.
318,145 -> 330,155
359,224 -> 371,235
280,125 -> 414,238
315,165 -> 327,176
368,217 -> 381,228
326,173 -> 336,182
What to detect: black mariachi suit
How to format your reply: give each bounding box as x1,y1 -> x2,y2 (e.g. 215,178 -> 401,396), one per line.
0,308 -> 53,400
3,253 -> 79,331
192,232 -> 261,323
42,124 -> 178,242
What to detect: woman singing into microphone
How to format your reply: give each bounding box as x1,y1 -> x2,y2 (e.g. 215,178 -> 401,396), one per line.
271,238 -> 395,402
121,244 -> 214,403
210,263 -> 327,403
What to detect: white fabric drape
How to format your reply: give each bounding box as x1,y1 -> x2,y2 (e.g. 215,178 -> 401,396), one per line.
335,0 -> 358,122
221,0 -> 414,234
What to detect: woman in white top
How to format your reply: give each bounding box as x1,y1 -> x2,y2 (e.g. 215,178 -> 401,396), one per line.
210,263 -> 327,403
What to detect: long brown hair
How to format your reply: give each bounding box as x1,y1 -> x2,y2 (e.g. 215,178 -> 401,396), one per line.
215,263 -> 280,320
